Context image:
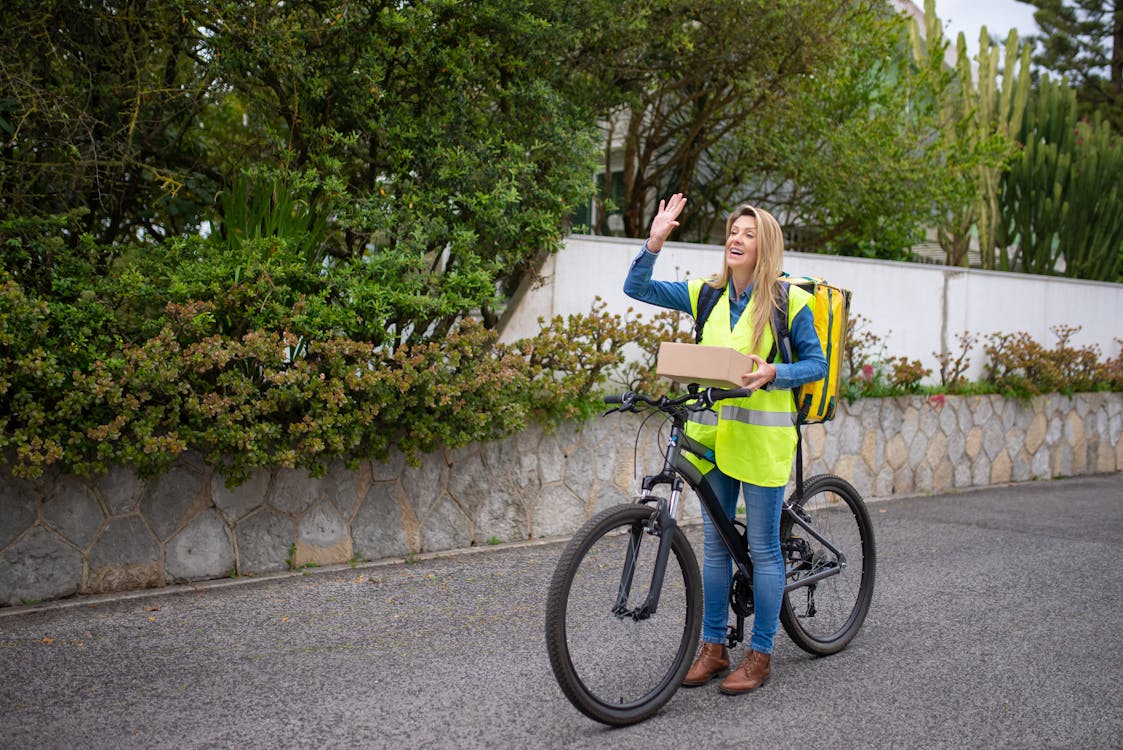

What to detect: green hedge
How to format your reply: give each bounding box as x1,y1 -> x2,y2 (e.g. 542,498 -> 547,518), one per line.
0,219 -> 672,485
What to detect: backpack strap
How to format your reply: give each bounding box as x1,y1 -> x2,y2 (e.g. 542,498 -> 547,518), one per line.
770,280 -> 806,501
771,281 -> 793,365
793,428 -> 805,501
693,282 -> 723,344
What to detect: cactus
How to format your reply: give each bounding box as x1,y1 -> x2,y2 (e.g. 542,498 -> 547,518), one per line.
937,32 -> 979,268
997,77 -> 1077,274
998,75 -> 1122,281
1056,117 -> 1123,280
976,30 -> 1031,270
911,1 -> 1028,268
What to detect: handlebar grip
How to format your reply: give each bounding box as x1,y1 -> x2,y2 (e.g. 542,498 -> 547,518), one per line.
708,387 -> 753,401
603,394 -> 625,405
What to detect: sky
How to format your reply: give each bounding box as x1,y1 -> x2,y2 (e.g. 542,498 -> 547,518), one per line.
933,0 -> 1041,55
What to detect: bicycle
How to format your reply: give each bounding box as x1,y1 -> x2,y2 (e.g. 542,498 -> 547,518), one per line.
544,385 -> 876,726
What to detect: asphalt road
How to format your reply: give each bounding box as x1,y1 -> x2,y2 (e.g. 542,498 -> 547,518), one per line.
1,474 -> 1120,750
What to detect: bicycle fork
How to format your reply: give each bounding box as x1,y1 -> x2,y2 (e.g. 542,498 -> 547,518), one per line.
611,475 -> 684,621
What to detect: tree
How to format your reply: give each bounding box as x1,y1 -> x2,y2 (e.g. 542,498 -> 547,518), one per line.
778,3 -> 962,256
0,0 -> 218,246
0,0 -> 634,481
196,0 -> 603,339
0,1 -> 606,344
1019,0 -> 1123,132
580,0 -> 961,258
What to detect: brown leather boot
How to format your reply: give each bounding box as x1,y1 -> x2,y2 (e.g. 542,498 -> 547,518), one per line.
682,642 -> 730,687
718,649 -> 771,694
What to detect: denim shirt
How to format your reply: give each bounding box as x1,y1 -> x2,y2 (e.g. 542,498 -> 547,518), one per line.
624,245 -> 827,390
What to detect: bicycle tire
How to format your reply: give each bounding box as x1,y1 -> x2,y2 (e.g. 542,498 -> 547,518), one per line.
545,503 -> 702,726
779,473 -> 876,655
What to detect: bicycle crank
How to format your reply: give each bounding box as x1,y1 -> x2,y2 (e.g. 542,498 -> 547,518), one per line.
730,570 -> 753,618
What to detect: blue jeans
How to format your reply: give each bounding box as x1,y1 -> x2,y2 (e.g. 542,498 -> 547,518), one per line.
699,468 -> 785,655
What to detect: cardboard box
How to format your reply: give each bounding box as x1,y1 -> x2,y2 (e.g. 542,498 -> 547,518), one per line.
656,342 -> 754,389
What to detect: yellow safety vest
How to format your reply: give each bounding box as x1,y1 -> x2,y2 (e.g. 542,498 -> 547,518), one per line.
684,278 -> 811,487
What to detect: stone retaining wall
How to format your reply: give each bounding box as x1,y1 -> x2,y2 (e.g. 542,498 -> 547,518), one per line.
2,392 -> 1120,607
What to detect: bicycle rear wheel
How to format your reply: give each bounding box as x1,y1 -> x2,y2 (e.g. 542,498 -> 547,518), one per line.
545,503 -> 701,726
780,474 -> 876,655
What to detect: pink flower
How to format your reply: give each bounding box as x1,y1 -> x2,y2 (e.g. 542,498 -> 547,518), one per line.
928,394 -> 946,408
860,364 -> 874,382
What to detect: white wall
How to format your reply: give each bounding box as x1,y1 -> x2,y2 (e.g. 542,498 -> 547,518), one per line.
501,235 -> 1123,383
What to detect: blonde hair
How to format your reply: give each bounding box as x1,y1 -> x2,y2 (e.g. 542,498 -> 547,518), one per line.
705,204 -> 785,355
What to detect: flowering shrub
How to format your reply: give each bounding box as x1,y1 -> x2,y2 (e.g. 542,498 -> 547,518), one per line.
983,325 -> 1115,398
886,356 -> 931,393
1,284 -> 660,483
934,331 -> 978,387
842,316 -> 1120,401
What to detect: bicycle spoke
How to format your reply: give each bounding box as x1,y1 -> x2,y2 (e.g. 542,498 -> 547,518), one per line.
564,523 -> 686,701
780,475 -> 876,655
546,504 -> 701,725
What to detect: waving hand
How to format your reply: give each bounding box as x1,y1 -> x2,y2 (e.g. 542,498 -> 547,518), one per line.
646,193 -> 687,253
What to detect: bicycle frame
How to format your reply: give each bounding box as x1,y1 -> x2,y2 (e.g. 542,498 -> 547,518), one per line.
619,406 -> 846,626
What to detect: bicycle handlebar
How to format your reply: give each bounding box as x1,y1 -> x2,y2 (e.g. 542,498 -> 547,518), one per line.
603,385 -> 753,415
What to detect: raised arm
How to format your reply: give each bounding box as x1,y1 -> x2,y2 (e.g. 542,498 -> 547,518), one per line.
623,193 -> 693,313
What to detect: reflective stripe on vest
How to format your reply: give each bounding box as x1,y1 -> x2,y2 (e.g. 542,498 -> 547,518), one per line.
721,405 -> 797,428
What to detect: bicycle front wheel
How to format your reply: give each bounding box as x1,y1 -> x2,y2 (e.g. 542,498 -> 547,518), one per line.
780,474 -> 876,655
545,503 -> 701,726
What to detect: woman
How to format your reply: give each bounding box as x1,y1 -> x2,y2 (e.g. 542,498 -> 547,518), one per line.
623,193 -> 827,694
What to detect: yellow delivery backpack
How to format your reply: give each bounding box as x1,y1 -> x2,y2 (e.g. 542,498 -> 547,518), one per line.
773,274 -> 851,424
